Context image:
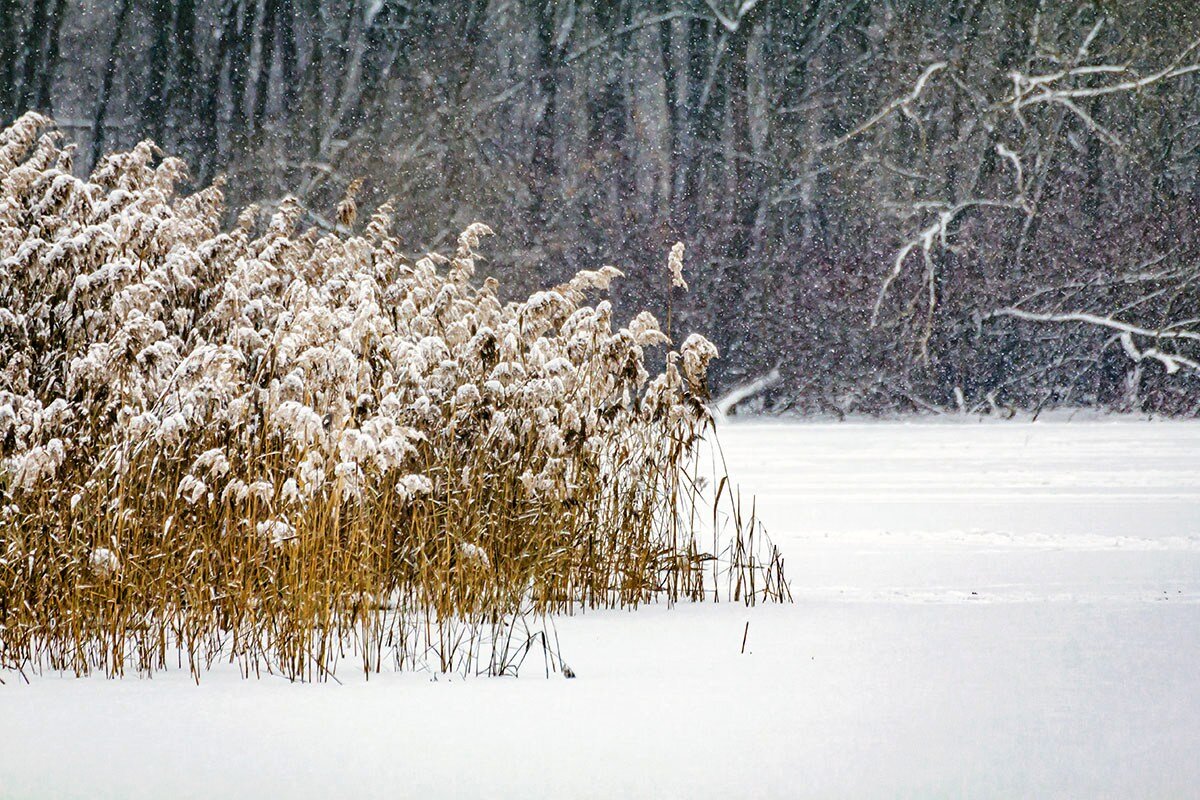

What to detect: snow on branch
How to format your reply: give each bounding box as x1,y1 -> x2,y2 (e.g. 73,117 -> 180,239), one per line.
867,20 -> 1200,383
1011,37 -> 1200,105
990,308 -> 1200,343
818,62 -> 948,153
1008,36 -> 1200,147
990,308 -> 1200,374
714,368 -> 781,419
870,198 -> 1026,361
703,0 -> 763,34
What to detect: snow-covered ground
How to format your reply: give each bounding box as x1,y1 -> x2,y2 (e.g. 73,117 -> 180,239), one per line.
3,419 -> 1199,799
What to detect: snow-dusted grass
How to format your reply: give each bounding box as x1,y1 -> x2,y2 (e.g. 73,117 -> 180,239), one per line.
3,418 -> 1197,798
0,113 -> 785,681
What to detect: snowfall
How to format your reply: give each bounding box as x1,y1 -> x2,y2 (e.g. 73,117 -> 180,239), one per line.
2,418 -> 1198,799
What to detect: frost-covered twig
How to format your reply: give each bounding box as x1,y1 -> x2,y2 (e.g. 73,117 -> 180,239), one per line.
990,308 -> 1200,374
990,308 -> 1200,343
1011,37 -> 1200,106
868,20 -> 1200,386
818,61 -> 948,152
714,368 -> 781,419
871,198 -> 1025,359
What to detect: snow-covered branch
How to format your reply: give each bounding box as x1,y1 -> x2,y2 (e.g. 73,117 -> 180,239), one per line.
991,308 -> 1200,374
871,198 -> 1026,360
867,18 -> 1200,395
1012,37 -> 1200,106
714,368 -> 781,419
703,0 -> 763,34
990,308 -> 1200,343
818,61 -> 948,152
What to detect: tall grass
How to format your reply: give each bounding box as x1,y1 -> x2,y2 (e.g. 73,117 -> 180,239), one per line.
0,113 -> 787,681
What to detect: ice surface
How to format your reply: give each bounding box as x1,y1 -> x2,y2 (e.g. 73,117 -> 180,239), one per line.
2,418 -> 1198,799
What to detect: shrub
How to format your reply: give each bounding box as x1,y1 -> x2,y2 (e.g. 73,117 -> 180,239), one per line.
0,113 -> 786,680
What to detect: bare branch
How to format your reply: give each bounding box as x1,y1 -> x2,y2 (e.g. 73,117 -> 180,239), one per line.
817,61 -> 948,152
1012,37 -> 1200,109
990,308 -> 1200,343
872,199 -> 1026,328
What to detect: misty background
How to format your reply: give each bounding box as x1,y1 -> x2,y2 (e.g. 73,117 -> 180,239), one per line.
2,0 -> 1198,414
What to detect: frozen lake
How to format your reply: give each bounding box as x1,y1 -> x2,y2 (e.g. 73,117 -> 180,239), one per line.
3,419 -> 1198,798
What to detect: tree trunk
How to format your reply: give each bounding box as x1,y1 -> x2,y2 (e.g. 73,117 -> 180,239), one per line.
228,0 -> 256,152
584,0 -> 633,258
89,0 -> 134,170
279,0 -> 298,112
658,3 -> 679,229
174,0 -> 198,149
19,0 -> 51,111
681,17 -> 714,233
34,0 -> 68,114
302,0 -> 324,157
253,0 -> 282,140
144,0 -> 174,144
529,0 -> 567,234
0,0 -> 16,119
196,0 -> 240,182
728,20 -> 761,263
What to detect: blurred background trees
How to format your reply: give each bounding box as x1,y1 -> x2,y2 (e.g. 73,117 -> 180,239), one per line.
3,0 -> 1198,413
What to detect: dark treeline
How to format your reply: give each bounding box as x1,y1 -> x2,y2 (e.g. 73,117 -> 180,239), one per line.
2,0 -> 1199,414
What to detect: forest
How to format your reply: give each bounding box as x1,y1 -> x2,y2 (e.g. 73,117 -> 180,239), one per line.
2,0 -> 1198,413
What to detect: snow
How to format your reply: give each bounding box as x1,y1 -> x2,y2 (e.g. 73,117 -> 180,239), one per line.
3,418 -> 1199,798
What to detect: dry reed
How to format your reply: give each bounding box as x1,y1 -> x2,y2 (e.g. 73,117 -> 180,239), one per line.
0,113 -> 787,681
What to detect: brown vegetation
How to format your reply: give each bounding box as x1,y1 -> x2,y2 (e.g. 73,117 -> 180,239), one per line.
0,114 -> 786,682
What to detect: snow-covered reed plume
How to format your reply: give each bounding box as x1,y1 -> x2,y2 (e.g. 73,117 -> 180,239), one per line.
0,114 -> 786,680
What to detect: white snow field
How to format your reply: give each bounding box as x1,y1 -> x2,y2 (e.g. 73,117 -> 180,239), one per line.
3,418 -> 1199,799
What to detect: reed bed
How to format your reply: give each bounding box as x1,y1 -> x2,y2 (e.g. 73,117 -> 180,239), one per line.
0,113 -> 787,681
